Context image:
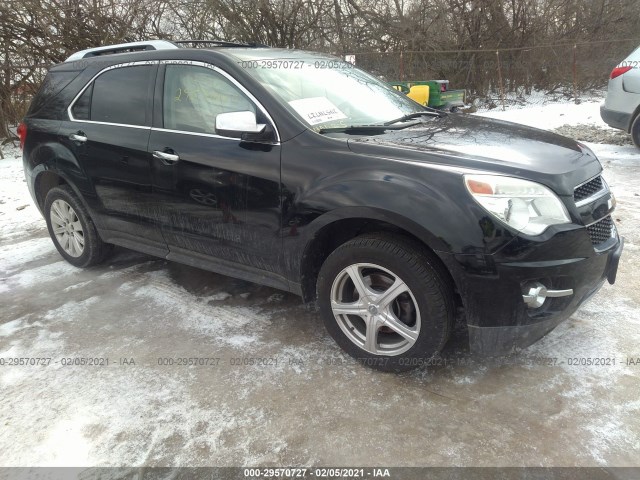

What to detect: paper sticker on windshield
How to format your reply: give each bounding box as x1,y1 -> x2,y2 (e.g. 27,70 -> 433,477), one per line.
288,97 -> 347,125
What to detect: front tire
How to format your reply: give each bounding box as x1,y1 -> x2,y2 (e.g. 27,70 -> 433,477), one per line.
317,234 -> 455,372
45,185 -> 110,268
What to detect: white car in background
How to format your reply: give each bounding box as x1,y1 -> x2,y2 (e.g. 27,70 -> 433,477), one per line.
601,45 -> 640,148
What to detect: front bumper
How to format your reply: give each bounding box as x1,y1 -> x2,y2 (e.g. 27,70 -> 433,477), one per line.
439,232 -> 623,356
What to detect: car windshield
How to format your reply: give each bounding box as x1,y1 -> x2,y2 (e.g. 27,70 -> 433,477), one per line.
233,51 -> 424,132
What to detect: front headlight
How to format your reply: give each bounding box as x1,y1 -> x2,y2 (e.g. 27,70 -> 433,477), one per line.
464,174 -> 571,236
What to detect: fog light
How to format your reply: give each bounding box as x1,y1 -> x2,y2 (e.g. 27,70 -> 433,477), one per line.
522,282 -> 574,308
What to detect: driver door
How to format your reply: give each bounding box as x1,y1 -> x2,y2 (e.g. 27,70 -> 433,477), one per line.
148,62 -> 284,286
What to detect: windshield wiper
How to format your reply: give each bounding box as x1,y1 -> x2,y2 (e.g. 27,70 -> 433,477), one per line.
384,110 -> 445,126
319,120 -> 421,134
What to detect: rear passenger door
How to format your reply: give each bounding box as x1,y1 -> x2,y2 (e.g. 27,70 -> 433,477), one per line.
60,62 -> 167,255
148,61 -> 284,287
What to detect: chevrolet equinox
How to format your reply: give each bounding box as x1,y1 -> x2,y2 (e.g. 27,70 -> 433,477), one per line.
19,40 -> 623,371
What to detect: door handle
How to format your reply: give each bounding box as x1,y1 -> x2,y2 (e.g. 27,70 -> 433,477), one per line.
69,133 -> 87,143
153,150 -> 180,165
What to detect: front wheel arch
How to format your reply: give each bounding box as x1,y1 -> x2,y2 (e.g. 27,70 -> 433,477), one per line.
298,213 -> 457,305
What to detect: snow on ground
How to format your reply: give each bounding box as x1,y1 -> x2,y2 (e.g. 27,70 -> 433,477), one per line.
0,99 -> 639,467
0,144 -> 42,244
479,97 -> 608,130
478,94 -> 633,145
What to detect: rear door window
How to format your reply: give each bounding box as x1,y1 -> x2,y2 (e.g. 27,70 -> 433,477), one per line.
72,65 -> 154,126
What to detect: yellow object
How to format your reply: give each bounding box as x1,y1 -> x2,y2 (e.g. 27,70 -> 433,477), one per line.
407,85 -> 430,106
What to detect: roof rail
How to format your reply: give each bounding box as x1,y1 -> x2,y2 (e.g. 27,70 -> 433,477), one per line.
65,40 -> 179,62
173,40 -> 269,48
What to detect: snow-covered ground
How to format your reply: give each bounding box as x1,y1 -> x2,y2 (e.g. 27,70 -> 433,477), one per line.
479,97 -> 608,130
479,95 -> 633,146
1,100 -> 639,467
0,147 -> 42,246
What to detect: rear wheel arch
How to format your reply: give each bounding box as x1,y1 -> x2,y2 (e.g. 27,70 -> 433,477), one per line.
44,185 -> 111,267
34,170 -> 68,211
30,140 -> 88,210
34,168 -> 97,224
298,213 -> 457,305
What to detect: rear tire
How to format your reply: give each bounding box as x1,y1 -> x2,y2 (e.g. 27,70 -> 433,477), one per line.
317,233 -> 455,372
631,114 -> 640,149
44,185 -> 110,268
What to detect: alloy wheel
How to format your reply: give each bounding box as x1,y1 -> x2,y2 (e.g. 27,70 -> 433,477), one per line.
50,199 -> 85,257
330,263 -> 421,356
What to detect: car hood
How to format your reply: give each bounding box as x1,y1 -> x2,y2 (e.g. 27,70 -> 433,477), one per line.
346,114 -> 602,195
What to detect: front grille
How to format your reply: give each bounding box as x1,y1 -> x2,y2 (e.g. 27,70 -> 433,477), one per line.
574,176 -> 603,202
587,216 -> 613,246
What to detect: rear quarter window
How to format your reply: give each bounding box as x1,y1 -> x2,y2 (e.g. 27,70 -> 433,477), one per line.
27,69 -> 82,117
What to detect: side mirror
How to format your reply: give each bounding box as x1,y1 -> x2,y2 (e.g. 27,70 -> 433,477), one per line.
216,111 -> 266,136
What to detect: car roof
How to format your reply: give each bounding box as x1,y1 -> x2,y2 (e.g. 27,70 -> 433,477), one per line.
220,47 -> 340,61
54,46 -> 341,72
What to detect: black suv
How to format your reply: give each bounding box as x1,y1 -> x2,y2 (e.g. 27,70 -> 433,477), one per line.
20,40 -> 623,371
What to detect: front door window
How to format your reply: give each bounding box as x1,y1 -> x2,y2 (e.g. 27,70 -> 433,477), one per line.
163,65 -> 256,134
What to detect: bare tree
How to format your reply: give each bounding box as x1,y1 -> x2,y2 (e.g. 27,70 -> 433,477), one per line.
2,0 -> 640,138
